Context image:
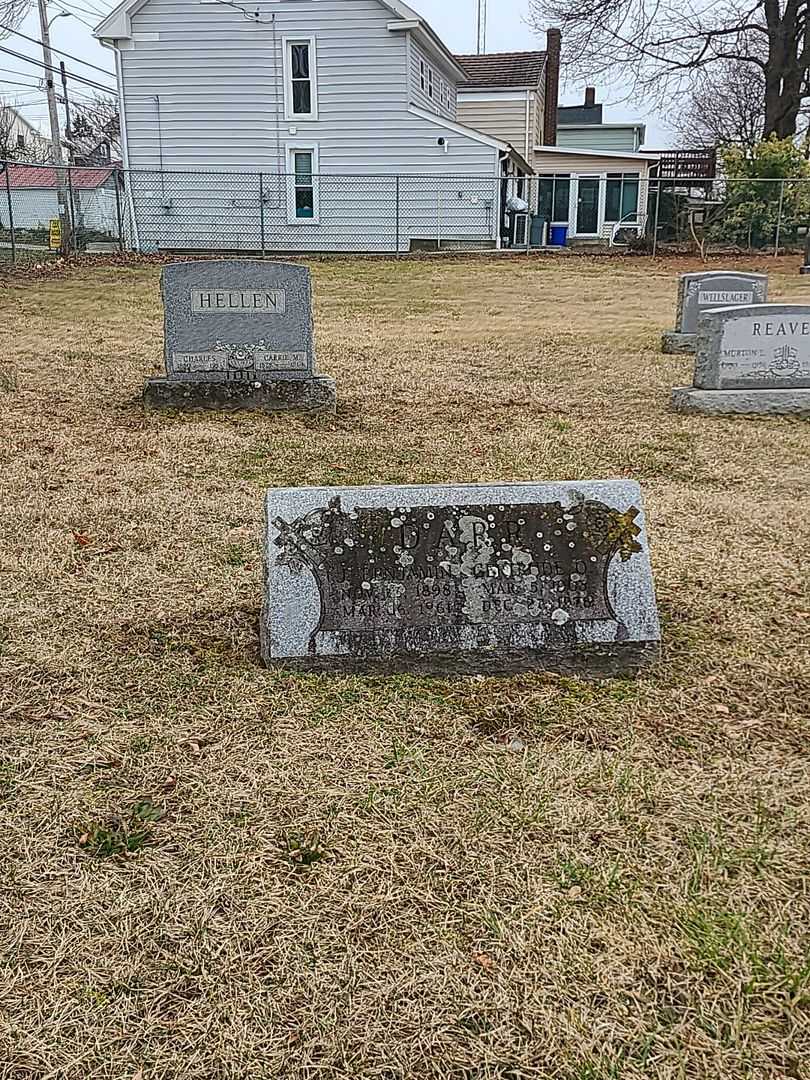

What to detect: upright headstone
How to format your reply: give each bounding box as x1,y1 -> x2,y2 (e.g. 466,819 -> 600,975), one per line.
662,271 -> 768,354
262,481 -> 661,677
143,260 -> 336,413
672,304 -> 810,415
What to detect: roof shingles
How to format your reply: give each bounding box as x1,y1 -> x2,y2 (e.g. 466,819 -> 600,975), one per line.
455,51 -> 547,89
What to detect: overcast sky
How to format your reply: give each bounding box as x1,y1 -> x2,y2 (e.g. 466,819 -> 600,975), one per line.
1,0 -> 667,146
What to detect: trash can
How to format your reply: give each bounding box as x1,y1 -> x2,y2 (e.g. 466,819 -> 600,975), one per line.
530,215 -> 547,248
549,225 -> 569,247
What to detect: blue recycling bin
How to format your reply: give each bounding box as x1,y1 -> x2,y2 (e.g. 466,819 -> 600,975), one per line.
549,225 -> 569,247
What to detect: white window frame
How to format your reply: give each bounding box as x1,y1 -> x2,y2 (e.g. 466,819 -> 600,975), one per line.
427,66 -> 434,100
285,143 -> 320,225
283,35 -> 318,121
419,59 -> 426,92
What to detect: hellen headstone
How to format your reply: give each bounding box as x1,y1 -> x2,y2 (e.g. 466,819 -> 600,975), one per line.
143,260 -> 336,413
672,303 -> 810,415
262,481 -> 661,677
662,271 -> 768,354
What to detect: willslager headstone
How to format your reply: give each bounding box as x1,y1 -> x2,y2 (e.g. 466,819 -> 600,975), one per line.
662,271 -> 768,354
144,260 -> 336,413
262,481 -> 661,677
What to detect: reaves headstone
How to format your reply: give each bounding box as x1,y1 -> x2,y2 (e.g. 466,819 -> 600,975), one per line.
143,260 -> 336,413
672,303 -> 810,415
662,271 -> 768,354
262,481 -> 661,677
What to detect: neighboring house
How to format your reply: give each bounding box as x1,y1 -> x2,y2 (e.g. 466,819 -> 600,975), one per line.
557,89 -> 646,154
455,37 -> 561,162
456,56 -> 658,243
2,164 -> 119,235
93,0 -> 532,252
0,105 -> 51,162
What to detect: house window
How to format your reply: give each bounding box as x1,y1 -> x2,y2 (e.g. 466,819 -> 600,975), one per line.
286,145 -> 319,223
427,67 -> 434,99
16,132 -> 25,150
605,173 -> 640,221
284,38 -> 317,120
538,175 -> 571,222
420,59 -> 426,92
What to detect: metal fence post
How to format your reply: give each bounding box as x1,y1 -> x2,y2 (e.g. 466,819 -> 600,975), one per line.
66,165 -> 77,254
3,163 -> 15,266
651,178 -> 661,258
114,167 -> 124,251
259,172 -> 266,258
774,178 -> 786,257
395,175 -> 400,255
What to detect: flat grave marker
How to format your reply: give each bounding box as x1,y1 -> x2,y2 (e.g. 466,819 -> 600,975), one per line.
144,260 -> 336,413
672,303 -> 810,415
662,271 -> 768,354
262,481 -> 661,677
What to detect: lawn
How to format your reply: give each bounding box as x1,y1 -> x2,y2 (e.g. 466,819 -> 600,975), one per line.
1,253 -> 809,1080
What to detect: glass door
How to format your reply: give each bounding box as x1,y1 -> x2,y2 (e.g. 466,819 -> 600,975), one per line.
576,178 -> 600,235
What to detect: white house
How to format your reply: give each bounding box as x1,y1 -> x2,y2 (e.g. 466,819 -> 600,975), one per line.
93,0 -> 532,252
2,164 -> 120,234
1,105 -> 51,161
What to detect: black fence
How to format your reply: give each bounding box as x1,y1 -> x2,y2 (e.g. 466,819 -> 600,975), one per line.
1,161 -> 808,262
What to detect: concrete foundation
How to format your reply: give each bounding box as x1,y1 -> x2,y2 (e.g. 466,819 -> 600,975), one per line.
671,386 -> 810,416
143,376 -> 337,414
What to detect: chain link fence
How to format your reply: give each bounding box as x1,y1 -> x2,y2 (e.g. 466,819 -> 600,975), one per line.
2,160 -> 809,263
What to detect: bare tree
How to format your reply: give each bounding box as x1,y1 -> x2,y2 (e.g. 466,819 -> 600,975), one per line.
528,0 -> 810,140
0,0 -> 31,39
1,100 -> 51,161
70,94 -> 120,163
672,59 -> 766,149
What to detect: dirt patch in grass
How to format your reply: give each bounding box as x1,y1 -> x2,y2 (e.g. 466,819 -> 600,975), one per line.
1,255 -> 808,1079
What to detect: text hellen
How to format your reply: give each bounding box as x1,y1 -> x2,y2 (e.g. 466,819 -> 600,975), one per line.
190,289 -> 287,314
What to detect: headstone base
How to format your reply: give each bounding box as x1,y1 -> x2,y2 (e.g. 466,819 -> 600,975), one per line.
662,331 -> 697,354
671,386 -> 810,416
143,375 -> 337,414
260,636 -> 660,679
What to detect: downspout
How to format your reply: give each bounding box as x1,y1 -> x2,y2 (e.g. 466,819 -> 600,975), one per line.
524,90 -> 530,159
112,42 -> 140,251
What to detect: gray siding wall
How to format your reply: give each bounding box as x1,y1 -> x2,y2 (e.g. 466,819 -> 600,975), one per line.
115,0 -> 501,250
120,0 -> 492,174
557,126 -> 641,153
408,38 -> 457,120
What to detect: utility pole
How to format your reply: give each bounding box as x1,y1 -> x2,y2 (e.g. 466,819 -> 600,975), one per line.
59,61 -> 72,161
477,0 -> 487,55
36,0 -> 71,251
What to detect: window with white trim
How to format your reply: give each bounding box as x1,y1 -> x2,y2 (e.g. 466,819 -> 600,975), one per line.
427,67 -> 434,99
420,59 -> 426,92
284,38 -> 317,120
286,145 -> 319,223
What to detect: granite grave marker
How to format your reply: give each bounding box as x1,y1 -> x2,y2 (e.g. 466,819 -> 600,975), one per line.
143,260 -> 336,413
262,481 -> 661,677
672,303 -> 810,414
662,271 -> 768,354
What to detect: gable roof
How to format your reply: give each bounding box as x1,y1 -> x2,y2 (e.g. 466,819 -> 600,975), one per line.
93,0 -> 467,79
6,164 -> 114,189
455,51 -> 547,90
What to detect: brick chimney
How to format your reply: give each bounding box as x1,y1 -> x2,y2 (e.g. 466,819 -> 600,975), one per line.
543,28 -> 562,146
584,86 -> 596,107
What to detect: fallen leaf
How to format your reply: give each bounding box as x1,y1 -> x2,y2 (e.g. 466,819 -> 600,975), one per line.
78,833 -> 90,846
714,704 -> 731,715
567,886 -> 583,899
161,775 -> 177,793
72,532 -> 92,547
472,952 -> 497,971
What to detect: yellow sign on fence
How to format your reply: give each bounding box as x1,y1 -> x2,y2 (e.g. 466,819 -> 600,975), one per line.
48,218 -> 62,251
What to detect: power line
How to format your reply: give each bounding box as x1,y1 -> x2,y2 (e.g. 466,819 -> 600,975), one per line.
0,21 -> 117,79
53,7 -> 98,31
58,0 -> 112,22
0,44 -> 117,94
0,78 -> 44,88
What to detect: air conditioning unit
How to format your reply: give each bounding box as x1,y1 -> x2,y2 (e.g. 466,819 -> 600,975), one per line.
512,212 -> 529,248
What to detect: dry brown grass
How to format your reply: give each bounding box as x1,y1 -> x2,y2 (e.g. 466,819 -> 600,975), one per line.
1,253 -> 809,1080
